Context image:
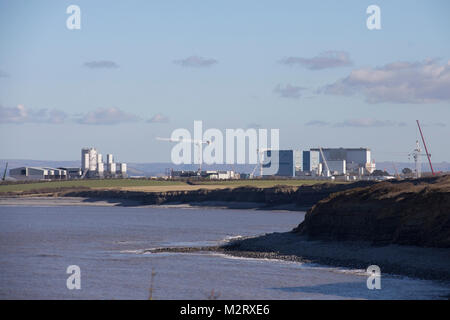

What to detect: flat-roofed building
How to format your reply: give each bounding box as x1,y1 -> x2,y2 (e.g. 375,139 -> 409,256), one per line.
9,167 -> 67,181
262,150 -> 302,177
309,147 -> 375,175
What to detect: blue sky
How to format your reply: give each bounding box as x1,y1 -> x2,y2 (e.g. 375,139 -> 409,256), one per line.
0,0 -> 449,163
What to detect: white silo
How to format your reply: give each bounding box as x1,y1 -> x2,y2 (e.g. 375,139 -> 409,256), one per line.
88,148 -> 98,172
97,153 -> 103,164
98,162 -> 104,176
117,163 -> 127,175
106,154 -> 113,164
81,148 -> 90,171
108,163 -> 116,175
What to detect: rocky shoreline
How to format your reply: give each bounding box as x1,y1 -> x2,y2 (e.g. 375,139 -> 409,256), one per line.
219,233 -> 450,281
137,231 -> 450,281
3,176 -> 449,281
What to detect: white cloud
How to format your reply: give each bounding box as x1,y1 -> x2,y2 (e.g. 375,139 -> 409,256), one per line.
305,118 -> 406,128
305,120 -> 330,126
148,113 -> 169,123
76,107 -> 140,125
0,104 -> 68,124
321,59 -> 450,103
173,55 -> 218,68
274,84 -> 305,99
280,51 -> 352,70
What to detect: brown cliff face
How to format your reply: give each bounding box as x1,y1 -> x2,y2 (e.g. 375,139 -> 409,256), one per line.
294,175 -> 450,248
60,181 -> 376,208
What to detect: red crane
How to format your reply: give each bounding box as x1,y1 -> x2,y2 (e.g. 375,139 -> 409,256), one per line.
416,120 -> 434,175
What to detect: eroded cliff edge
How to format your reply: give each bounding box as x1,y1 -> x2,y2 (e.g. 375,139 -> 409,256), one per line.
54,180 -> 376,209
294,175 -> 450,248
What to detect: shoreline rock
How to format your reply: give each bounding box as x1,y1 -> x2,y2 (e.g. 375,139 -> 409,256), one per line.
220,232 -> 450,281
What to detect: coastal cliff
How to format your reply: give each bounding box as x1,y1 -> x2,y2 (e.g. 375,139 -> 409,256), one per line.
59,180 -> 376,209
294,175 -> 450,248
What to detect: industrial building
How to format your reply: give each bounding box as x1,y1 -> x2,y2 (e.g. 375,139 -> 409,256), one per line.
9,167 -> 67,181
170,170 -> 237,180
81,148 -> 127,178
309,147 -> 376,175
259,147 -> 376,178
58,167 -> 82,179
302,150 -> 320,174
262,150 -> 302,177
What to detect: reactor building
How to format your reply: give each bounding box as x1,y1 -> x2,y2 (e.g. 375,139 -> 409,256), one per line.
261,147 -> 376,178
310,147 -> 375,175
81,148 -> 127,178
261,150 -> 302,177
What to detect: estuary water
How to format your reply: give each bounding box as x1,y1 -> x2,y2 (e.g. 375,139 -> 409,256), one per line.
0,202 -> 449,299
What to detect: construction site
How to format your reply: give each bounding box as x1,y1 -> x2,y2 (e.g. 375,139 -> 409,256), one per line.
158,120 -> 437,181
3,120 -> 439,182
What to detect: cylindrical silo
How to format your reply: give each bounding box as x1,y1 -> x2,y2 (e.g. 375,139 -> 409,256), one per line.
81,148 -> 90,171
98,162 -> 104,176
88,148 -> 98,172
107,163 -> 116,175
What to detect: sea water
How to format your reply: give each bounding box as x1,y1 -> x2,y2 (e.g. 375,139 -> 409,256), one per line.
0,203 -> 448,299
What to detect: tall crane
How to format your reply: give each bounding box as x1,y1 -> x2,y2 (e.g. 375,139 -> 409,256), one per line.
2,162 -> 8,181
416,120 -> 434,175
392,162 -> 399,178
408,140 -> 423,178
156,137 -> 211,172
319,147 -> 331,177
249,148 -> 268,178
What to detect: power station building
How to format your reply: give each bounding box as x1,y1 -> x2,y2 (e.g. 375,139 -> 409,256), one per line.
308,147 -> 375,175
81,147 -> 127,178
262,150 -> 302,177
302,150 -> 320,173
261,147 -> 376,178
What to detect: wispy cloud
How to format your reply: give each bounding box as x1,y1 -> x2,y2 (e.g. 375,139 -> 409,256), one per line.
334,118 -> 407,127
148,113 -> 169,123
274,84 -> 305,99
0,104 -> 68,124
1,105 -> 145,125
76,107 -> 140,125
173,55 -> 218,68
305,120 -> 330,126
306,118 -> 407,128
421,122 -> 447,127
83,60 -> 119,69
320,59 -> 450,104
280,51 -> 352,70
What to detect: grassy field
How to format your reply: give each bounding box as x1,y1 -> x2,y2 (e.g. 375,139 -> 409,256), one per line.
0,179 -> 186,193
0,178 -> 342,193
193,179 -> 339,187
